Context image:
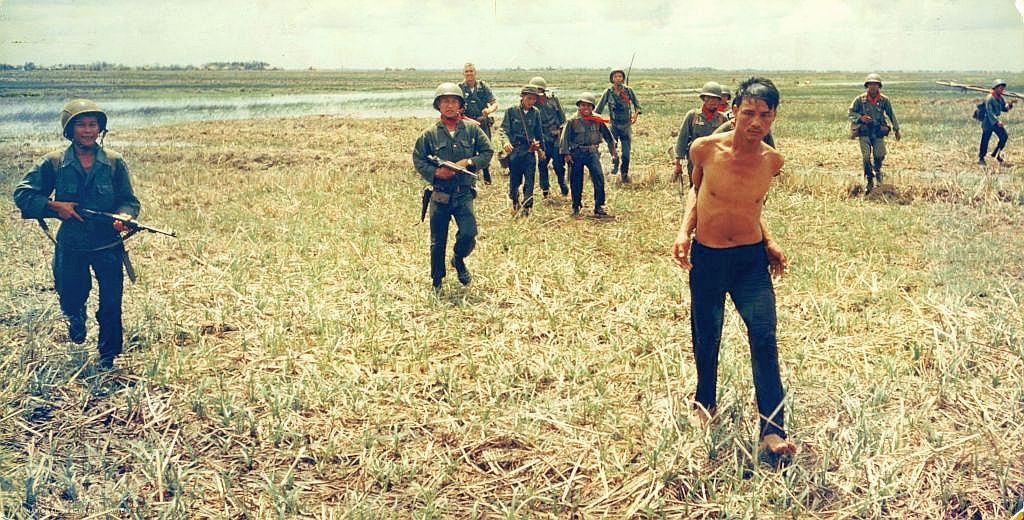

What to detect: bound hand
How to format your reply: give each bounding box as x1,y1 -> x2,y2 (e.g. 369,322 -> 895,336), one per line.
48,200 -> 83,222
673,235 -> 693,270
674,163 -> 683,175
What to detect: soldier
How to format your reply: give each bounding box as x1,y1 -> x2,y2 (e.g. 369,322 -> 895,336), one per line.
674,81 -> 728,185
412,83 -> 494,292
559,92 -> 618,218
596,69 -> 643,182
499,85 -> 545,216
848,73 -> 901,192
459,63 -> 499,184
978,79 -> 1015,165
718,89 -> 732,117
13,99 -> 141,369
672,77 -> 796,459
530,76 -> 569,198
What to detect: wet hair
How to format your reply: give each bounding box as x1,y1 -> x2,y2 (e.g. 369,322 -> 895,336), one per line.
733,77 -> 779,110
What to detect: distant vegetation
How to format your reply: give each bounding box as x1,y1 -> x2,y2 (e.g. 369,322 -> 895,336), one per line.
0,61 -> 277,72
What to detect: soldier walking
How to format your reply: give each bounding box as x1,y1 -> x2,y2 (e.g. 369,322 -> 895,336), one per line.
978,79 -> 1015,165
848,73 -> 901,192
674,82 -> 728,186
559,92 -> 618,218
596,69 -> 643,183
459,63 -> 499,184
499,85 -> 545,216
412,83 -> 494,292
13,99 -> 141,369
530,76 -> 569,197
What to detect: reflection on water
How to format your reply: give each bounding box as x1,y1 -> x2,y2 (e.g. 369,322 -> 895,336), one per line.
0,88 -> 527,138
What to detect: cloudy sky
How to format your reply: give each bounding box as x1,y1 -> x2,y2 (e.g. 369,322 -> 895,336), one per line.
1,0 -> 1023,71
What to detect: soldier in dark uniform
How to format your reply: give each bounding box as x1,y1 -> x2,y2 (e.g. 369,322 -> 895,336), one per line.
848,73 -> 901,192
978,79 -> 1015,165
530,76 -> 568,198
459,63 -> 498,184
596,69 -> 642,183
412,83 -> 494,292
559,92 -> 618,218
499,85 -> 545,216
13,99 -> 141,369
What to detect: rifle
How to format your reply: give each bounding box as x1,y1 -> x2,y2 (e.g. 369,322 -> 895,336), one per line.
420,188 -> 431,223
79,208 -> 177,237
625,52 -> 636,86
425,154 -> 479,179
935,80 -> 1024,102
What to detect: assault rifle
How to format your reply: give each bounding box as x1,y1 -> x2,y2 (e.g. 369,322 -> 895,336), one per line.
79,209 -> 177,238
425,155 -> 478,179
935,80 -> 1024,102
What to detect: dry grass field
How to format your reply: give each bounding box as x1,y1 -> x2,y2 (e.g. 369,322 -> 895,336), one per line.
1,70 -> 1023,518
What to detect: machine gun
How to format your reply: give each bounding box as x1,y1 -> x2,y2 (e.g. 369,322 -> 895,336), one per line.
935,80 -> 1024,102
79,208 -> 177,238
425,155 -> 479,179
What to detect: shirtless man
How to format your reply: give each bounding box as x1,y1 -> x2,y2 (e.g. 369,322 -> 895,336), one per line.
672,77 -> 797,457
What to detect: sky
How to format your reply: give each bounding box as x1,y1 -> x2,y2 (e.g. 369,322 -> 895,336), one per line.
1,0 -> 1023,72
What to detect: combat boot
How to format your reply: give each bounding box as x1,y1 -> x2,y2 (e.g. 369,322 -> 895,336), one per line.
865,176 -> 874,193
483,168 -> 492,185
594,206 -> 612,218
874,170 -> 883,185
451,257 -> 471,286
610,157 -> 620,175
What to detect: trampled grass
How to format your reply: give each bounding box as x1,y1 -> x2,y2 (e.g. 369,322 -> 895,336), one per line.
0,70 -> 1022,518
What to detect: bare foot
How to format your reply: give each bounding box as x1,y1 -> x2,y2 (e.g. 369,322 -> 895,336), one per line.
758,433 -> 797,456
692,403 -> 717,428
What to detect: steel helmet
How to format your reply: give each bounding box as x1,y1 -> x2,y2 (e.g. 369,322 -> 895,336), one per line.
609,69 -> 625,83
433,82 -> 465,110
992,79 -> 1007,89
863,73 -> 883,87
61,99 -> 107,140
529,76 -> 548,90
520,85 -> 541,96
699,81 -> 723,99
576,92 -> 597,107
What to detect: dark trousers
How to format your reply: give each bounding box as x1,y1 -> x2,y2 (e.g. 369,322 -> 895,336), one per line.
479,119 -> 494,183
610,124 -> 632,178
539,139 -> 567,194
429,192 -> 476,283
689,240 -> 786,438
508,152 -> 537,208
569,151 -> 606,211
858,135 -> 887,178
979,125 -> 1009,159
54,246 -> 125,359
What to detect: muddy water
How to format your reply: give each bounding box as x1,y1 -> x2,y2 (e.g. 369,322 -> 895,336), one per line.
0,88 -> 529,138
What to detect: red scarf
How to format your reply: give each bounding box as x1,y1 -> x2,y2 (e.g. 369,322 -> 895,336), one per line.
991,89 -> 1003,100
614,85 -> 631,106
702,107 -> 717,121
581,114 -> 609,124
866,92 -> 881,105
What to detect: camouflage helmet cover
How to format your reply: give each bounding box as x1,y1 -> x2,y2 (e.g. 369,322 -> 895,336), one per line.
864,73 -> 883,87
433,82 -> 465,110
576,92 -> 597,107
61,99 -> 107,139
699,81 -> 723,99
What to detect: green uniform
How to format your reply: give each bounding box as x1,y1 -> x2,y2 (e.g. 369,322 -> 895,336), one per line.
979,93 -> 1011,161
499,105 -> 544,210
559,115 -> 616,214
412,119 -> 493,286
537,94 -> 568,195
596,85 -> 642,179
459,80 -> 496,182
675,108 -> 727,183
13,145 -> 140,361
848,92 -> 899,180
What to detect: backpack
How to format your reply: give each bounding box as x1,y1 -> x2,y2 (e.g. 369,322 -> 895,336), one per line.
972,101 -> 986,121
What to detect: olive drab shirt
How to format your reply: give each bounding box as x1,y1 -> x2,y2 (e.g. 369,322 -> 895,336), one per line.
982,94 -> 1011,129
596,85 -> 643,126
412,119 -> 494,190
499,105 -> 543,155
537,95 -> 567,143
675,109 -> 728,160
558,116 -> 616,155
459,80 -> 495,119
13,145 -> 140,250
848,93 -> 900,134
